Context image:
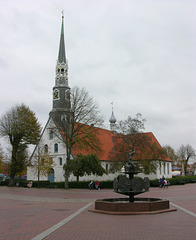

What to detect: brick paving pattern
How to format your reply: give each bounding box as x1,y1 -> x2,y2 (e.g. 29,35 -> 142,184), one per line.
0,184 -> 196,240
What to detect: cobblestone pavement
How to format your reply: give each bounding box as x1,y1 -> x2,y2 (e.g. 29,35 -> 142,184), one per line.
0,184 -> 196,240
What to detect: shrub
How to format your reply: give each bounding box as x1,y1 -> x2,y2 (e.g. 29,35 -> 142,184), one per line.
32,181 -> 50,188
150,175 -> 196,187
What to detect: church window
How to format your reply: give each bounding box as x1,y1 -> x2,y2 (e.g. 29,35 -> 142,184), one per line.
44,144 -> 48,153
49,131 -> 53,140
106,164 -> 108,172
61,68 -> 64,73
59,157 -> 62,166
159,162 -> 162,174
54,143 -> 58,153
58,68 -> 60,72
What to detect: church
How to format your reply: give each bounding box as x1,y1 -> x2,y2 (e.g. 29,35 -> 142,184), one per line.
27,15 -> 172,183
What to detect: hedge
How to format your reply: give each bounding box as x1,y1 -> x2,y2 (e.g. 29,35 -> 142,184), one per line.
1,175 -> 196,188
150,175 -> 196,187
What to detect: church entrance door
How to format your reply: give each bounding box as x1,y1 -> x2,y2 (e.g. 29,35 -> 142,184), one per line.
48,168 -> 55,182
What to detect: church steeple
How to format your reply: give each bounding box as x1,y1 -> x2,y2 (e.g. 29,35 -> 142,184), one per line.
58,13 -> 66,63
55,12 -> 68,88
50,13 -> 71,123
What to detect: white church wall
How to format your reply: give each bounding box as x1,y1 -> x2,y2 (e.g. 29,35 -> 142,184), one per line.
27,119 -> 172,183
27,118 -> 67,182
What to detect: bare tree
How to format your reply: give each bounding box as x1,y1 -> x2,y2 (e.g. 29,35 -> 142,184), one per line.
0,104 -> 41,186
163,145 -> 178,164
110,113 -> 166,174
0,144 -> 4,173
52,86 -> 104,188
177,144 -> 195,175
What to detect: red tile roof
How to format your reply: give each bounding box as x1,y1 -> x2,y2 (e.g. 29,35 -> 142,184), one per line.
71,126 -> 171,162
52,117 -> 171,162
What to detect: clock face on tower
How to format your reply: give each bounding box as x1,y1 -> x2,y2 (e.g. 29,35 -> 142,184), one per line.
53,89 -> 59,99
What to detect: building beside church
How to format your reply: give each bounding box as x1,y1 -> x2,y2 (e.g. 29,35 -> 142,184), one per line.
27,15 -> 172,183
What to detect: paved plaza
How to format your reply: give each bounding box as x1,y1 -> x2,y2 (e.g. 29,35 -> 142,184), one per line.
0,184 -> 196,240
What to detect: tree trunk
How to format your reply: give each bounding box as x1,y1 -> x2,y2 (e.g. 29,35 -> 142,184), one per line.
9,175 -> 15,187
64,174 -> 69,189
9,147 -> 17,187
64,146 -> 71,189
38,170 -> 40,188
181,161 -> 185,176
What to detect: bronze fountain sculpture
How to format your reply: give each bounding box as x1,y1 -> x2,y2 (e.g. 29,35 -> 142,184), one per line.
93,149 -> 176,215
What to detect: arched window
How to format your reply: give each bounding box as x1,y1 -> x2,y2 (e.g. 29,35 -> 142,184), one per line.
106,164 -> 108,172
59,157 -> 62,166
167,163 -> 170,174
49,131 -> 53,140
54,143 -> 58,153
44,144 -> 48,153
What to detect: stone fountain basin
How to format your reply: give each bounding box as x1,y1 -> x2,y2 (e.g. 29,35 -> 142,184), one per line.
93,197 -> 176,215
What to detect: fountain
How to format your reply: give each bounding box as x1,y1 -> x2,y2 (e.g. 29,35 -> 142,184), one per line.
92,149 -> 176,215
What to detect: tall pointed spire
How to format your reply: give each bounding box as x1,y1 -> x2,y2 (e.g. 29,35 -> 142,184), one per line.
58,12 -> 66,63
54,11 -> 68,88
50,12 -> 70,123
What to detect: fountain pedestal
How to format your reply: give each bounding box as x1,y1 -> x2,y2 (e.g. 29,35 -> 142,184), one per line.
91,149 -> 176,215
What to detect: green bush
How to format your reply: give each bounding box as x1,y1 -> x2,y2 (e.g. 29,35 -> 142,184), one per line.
150,175 -> 196,187
0,180 -> 9,186
69,181 -> 89,188
100,181 -> 113,189
1,175 -> 196,189
68,181 -> 114,189
149,179 -> 161,187
32,181 -> 50,188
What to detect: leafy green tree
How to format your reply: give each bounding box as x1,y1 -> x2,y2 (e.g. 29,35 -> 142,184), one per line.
69,154 -> 106,181
12,143 -> 28,175
0,104 -> 41,186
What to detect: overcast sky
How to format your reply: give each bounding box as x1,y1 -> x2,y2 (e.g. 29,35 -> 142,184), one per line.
0,0 -> 196,153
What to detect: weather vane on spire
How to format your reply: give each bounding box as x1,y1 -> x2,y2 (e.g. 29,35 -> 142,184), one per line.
111,102 -> 114,110
62,10 -> 64,18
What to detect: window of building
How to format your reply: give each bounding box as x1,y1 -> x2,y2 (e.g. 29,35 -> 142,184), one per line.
106,164 -> 108,172
167,163 -> 170,174
159,162 -> 162,174
54,143 -> 58,153
44,144 -> 48,153
49,131 -> 53,140
59,157 -> 62,166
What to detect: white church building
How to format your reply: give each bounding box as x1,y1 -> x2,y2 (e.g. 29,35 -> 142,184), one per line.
27,15 -> 172,183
